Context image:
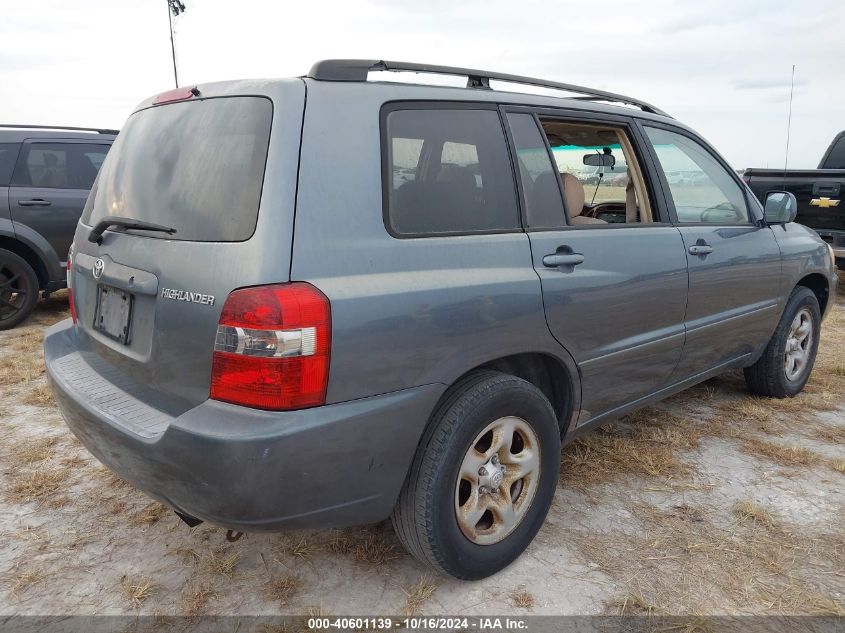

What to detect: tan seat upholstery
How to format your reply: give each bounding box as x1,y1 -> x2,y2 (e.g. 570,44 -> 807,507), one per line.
561,173 -> 606,225
625,169 -> 637,223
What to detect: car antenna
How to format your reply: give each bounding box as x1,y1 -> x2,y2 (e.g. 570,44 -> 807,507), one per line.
782,64 -> 795,192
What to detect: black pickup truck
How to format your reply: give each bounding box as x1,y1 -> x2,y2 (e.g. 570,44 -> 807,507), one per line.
745,131 -> 845,269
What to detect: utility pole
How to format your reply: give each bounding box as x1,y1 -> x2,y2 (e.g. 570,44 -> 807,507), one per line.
167,0 -> 187,88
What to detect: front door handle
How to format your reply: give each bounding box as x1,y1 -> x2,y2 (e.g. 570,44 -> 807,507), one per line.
688,244 -> 713,256
18,199 -> 52,207
543,253 -> 585,268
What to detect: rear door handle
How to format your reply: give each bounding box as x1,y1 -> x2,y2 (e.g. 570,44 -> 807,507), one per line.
17,199 -> 52,207
688,244 -> 713,256
542,253 -> 585,268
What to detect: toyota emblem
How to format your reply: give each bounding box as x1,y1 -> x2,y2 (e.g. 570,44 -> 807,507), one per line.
93,258 -> 105,280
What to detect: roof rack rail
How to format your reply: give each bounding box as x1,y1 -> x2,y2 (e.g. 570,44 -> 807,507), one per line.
0,124 -> 119,135
307,59 -> 670,117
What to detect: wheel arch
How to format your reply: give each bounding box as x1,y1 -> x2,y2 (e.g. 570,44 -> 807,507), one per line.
0,233 -> 50,289
795,273 -> 830,316
445,351 -> 581,436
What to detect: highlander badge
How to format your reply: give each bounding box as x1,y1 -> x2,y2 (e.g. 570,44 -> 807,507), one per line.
160,288 -> 215,306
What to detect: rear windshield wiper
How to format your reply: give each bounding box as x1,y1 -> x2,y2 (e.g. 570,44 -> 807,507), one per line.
88,216 -> 177,244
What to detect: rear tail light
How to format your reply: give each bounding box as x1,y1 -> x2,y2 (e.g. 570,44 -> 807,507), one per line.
67,249 -> 77,323
210,283 -> 331,410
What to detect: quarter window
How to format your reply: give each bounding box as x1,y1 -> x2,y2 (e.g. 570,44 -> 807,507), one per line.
507,113 -> 566,229
385,108 -> 519,236
644,127 -> 749,225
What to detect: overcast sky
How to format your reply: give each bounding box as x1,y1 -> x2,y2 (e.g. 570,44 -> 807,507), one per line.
1,0 -> 842,169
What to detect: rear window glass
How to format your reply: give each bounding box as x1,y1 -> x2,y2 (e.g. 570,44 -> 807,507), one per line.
0,143 -> 21,186
821,135 -> 845,169
384,108 -> 518,236
82,96 -> 272,242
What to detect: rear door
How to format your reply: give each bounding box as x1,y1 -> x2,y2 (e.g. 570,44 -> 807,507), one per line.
505,109 -> 689,421
9,140 -> 110,261
69,84 -> 304,407
640,124 -> 782,379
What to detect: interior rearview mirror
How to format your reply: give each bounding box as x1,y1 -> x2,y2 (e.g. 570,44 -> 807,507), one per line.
583,153 -> 615,168
764,191 -> 798,224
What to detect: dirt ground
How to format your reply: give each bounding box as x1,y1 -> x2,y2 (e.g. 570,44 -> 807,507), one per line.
1,275 -> 843,618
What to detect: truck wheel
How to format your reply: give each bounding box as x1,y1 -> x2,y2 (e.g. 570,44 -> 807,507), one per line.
392,371 -> 561,580
0,249 -> 39,330
744,286 -> 820,398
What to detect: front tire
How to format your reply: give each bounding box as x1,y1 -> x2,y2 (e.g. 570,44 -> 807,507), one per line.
744,286 -> 821,398
0,248 -> 39,330
391,371 -> 561,580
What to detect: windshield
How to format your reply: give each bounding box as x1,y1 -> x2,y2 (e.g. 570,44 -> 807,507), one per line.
82,96 -> 272,242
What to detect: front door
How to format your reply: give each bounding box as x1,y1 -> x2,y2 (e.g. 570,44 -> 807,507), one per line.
505,111 -> 689,421
641,125 -> 782,380
9,141 -> 110,261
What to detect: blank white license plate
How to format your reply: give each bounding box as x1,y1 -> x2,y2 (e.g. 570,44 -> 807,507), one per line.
93,285 -> 133,344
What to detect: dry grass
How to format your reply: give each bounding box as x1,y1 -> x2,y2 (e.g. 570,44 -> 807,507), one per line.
120,575 -> 157,607
324,535 -> 353,556
571,498 -> 845,615
0,352 -> 45,386
129,502 -> 170,526
733,500 -> 776,529
205,548 -> 240,578
738,437 -> 821,467
8,466 -> 70,502
403,576 -> 437,615
351,533 -> 400,567
182,583 -> 218,616
509,588 -> 535,610
561,411 -> 696,487
22,384 -> 55,407
265,574 -> 302,606
94,467 -> 133,491
831,460 -> 845,474
804,423 -> 844,445
11,436 -> 59,463
10,567 -> 46,594
276,536 -> 314,561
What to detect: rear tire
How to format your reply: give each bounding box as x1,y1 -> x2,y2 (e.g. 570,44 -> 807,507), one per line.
391,371 -> 561,580
744,286 -> 820,398
0,248 -> 39,330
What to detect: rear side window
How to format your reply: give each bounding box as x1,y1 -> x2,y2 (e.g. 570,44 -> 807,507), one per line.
12,143 -> 109,189
83,96 -> 272,242
384,108 -> 519,236
0,143 -> 21,186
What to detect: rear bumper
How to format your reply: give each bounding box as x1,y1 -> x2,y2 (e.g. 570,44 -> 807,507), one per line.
45,319 -> 444,531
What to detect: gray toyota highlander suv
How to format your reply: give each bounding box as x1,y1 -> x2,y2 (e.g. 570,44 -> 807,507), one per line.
45,61 -> 838,580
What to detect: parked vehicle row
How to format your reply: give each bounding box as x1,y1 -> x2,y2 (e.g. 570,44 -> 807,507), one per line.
0,125 -> 115,328
745,130 -> 845,270
43,61 -> 837,580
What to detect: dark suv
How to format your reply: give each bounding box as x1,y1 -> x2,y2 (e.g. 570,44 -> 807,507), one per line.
45,62 -> 837,580
0,125 -> 115,328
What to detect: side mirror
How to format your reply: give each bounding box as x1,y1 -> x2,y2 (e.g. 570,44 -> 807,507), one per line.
583,153 -> 615,168
764,191 -> 798,224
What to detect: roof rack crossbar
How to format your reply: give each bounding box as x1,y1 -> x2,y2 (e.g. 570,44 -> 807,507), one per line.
307,59 -> 669,117
0,124 -> 118,135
